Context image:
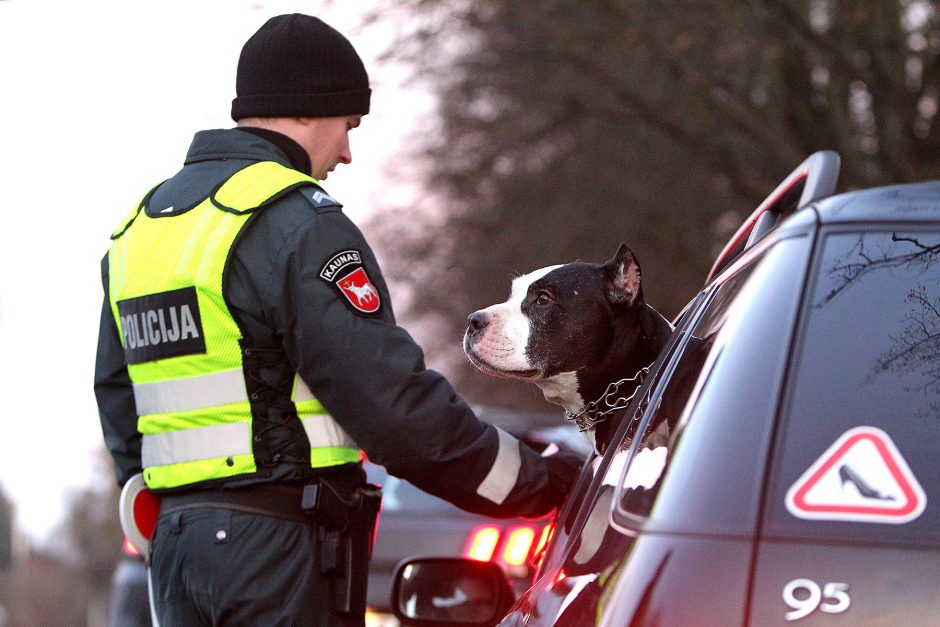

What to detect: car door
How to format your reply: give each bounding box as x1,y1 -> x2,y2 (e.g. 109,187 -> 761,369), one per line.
506,232 -> 814,626
498,289 -> 709,627
751,228 -> 940,625
592,232 -> 814,626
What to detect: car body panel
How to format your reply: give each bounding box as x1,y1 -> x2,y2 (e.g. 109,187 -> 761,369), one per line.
108,556 -> 151,627
813,181 -> 940,224
491,233 -> 815,627
503,534 -> 754,626
747,225 -> 940,625
749,541 -> 940,625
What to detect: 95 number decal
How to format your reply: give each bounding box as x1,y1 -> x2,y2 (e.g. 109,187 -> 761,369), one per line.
782,579 -> 851,621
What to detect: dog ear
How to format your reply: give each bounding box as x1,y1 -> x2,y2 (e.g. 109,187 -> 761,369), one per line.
603,243 -> 642,306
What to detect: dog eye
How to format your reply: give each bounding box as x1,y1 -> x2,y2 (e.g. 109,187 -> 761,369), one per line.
535,291 -> 554,306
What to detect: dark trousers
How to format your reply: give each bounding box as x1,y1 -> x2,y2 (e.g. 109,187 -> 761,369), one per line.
150,507 -> 364,627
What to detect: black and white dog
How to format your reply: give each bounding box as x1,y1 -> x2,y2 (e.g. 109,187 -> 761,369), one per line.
463,244 -> 672,447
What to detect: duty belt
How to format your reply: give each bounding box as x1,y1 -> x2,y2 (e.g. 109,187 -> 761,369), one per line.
158,483 -> 316,524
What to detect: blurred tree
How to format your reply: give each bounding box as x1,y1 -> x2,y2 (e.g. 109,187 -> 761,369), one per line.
361,0 -> 940,409
0,452 -> 122,626
57,453 -> 123,626
60,480 -> 122,621
0,489 -> 11,572
0,550 -> 89,626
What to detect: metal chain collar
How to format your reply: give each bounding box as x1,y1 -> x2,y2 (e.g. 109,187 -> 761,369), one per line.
565,364 -> 652,432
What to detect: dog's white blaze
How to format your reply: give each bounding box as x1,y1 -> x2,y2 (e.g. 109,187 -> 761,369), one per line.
510,265 -> 562,299
473,265 -> 562,372
536,371 -> 584,414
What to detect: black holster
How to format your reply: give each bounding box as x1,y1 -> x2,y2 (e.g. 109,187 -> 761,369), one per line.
302,479 -> 383,617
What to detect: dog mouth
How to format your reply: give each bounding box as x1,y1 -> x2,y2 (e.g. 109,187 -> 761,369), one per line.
464,341 -> 540,380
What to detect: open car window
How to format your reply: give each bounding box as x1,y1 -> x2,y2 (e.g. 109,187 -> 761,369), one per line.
612,235 -> 812,531
542,291 -> 709,579
612,262 -> 758,521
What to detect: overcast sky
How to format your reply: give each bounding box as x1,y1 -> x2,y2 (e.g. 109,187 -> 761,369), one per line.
0,0 -> 429,544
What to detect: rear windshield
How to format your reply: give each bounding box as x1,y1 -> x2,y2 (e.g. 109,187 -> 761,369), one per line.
766,229 -> 940,543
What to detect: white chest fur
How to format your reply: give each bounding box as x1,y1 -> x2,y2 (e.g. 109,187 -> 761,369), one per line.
536,371 -> 584,414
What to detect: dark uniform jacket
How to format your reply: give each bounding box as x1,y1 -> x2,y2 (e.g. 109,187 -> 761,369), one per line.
95,128 -> 572,518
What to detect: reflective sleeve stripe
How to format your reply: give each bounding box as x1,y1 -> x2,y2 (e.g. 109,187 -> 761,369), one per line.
133,368 -> 248,416
142,422 -> 251,467
475,427 -> 523,505
293,374 -> 315,403
301,415 -> 357,449
294,376 -> 357,449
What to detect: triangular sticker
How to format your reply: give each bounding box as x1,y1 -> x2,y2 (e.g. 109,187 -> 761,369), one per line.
785,426 -> 926,524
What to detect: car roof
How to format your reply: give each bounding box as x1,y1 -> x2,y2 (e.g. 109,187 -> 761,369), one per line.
813,180 -> 940,225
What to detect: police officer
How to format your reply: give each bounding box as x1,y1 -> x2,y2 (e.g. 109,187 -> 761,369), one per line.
94,13 -> 580,626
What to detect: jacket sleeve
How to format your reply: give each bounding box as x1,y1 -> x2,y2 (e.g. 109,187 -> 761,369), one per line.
93,254 -> 142,487
255,205 -> 573,518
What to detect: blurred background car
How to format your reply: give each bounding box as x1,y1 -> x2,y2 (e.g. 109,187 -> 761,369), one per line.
107,538 -> 150,627
365,411 -> 591,624
364,462 -> 551,625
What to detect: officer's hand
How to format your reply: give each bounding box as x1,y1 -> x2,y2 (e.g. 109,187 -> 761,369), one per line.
542,449 -> 584,500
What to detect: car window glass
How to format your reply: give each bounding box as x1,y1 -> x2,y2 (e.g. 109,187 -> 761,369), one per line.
611,262 -> 757,522
538,294 -> 706,575
553,266 -> 759,580
767,230 -> 940,543
539,238 -> 811,626
617,235 -> 811,534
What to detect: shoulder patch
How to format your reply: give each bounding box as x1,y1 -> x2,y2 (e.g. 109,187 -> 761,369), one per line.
319,249 -> 382,315
306,188 -> 343,210
319,250 -> 363,282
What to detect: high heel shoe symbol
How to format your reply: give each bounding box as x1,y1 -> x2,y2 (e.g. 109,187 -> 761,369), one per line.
839,465 -> 894,501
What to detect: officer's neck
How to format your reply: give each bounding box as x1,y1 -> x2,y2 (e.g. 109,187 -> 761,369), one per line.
235,126 -> 313,176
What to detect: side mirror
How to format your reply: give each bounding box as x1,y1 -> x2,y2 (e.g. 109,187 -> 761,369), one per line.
391,557 -> 515,626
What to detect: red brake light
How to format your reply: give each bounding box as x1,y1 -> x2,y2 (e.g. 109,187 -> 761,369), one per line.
531,524 -> 553,568
534,524 -> 552,555
502,525 -> 537,566
122,536 -> 140,556
463,525 -> 501,561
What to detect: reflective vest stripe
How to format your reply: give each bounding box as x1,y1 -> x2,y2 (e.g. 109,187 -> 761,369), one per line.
132,368 -> 248,416
475,427 -> 522,505
134,371 -> 328,416
142,422 -> 251,467
142,414 -> 353,468
293,375 -> 315,402
301,415 -> 356,449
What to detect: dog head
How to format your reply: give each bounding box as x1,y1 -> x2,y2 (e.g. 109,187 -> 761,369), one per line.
464,243 -> 652,415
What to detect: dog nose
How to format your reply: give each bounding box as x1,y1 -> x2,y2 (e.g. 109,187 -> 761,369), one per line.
467,311 -> 489,334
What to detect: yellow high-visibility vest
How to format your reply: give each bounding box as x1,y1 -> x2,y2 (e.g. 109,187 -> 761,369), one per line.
108,161 -> 359,490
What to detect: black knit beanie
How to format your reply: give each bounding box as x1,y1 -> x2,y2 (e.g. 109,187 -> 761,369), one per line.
231,14 -> 371,121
